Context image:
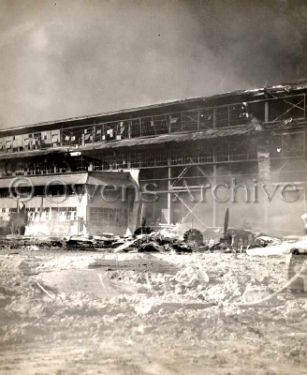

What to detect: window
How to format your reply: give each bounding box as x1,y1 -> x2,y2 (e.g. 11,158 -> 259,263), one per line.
181,111 -> 198,131
89,207 -> 128,227
215,106 -> 229,128
199,109 -> 213,129
169,114 -> 181,132
269,96 -> 305,122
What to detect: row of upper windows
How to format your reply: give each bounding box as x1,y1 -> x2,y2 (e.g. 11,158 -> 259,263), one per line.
0,95 -> 305,154
0,133 -> 304,179
1,207 -> 77,213
0,104 -> 250,152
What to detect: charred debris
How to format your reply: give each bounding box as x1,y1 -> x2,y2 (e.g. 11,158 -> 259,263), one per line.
0,208 -> 295,254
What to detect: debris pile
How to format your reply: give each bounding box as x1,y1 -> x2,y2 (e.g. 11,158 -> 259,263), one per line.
60,227 -> 196,253
0,236 -> 63,251
0,247 -> 307,373
113,232 -> 194,254
0,224 -> 305,260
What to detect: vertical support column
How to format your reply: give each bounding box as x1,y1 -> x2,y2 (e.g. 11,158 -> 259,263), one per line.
304,130 -> 306,159
303,186 -> 306,217
128,120 -> 131,139
212,108 -> 216,129
304,131 -> 306,217
258,149 -> 270,226
167,160 -> 172,225
127,149 -> 131,169
264,190 -> 269,226
168,115 -> 171,134
212,163 -> 217,227
227,104 -> 230,127
151,116 -> 155,135
264,100 -> 269,123
179,112 -> 183,131
92,125 -> 96,143
212,145 -> 217,227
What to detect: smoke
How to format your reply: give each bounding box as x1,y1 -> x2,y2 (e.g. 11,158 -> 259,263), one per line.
0,0 -> 307,128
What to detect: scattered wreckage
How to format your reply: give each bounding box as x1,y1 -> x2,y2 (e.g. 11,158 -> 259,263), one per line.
0,209 -> 306,264
0,207 -> 300,255
65,228 -> 194,254
0,228 -> 293,256
0,219 -> 306,295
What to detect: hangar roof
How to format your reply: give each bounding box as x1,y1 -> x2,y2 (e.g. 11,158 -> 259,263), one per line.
1,80 -> 307,137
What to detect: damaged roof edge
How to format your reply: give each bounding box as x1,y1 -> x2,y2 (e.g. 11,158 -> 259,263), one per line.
1,80 -> 307,136
0,125 -> 255,161
0,148 -> 70,161
1,118 -> 306,161
0,124 -> 286,160
0,171 -> 135,187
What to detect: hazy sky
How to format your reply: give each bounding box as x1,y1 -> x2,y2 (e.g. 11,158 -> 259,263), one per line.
1,0 -> 307,128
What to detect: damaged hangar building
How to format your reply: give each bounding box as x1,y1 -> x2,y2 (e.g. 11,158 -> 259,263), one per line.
0,82 -> 306,237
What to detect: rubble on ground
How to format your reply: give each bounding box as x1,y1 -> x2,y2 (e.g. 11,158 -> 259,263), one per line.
0,227 -> 304,256
1,214 -> 306,373
250,234 -> 282,248
0,249 -> 306,374
247,238 -> 307,257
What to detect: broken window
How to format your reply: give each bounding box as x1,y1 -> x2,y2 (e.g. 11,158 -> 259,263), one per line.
215,106 -> 229,128
83,127 -> 93,144
268,95 -> 305,122
229,103 -> 248,126
248,101 -> 265,122
116,121 -> 129,139
169,113 -> 181,132
131,119 -> 141,138
93,125 -> 103,142
140,117 -> 155,136
152,115 -> 169,134
103,123 -> 117,141
199,109 -> 213,129
181,111 -> 198,131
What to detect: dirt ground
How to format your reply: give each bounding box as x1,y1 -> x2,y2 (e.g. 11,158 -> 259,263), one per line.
0,248 -> 306,375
